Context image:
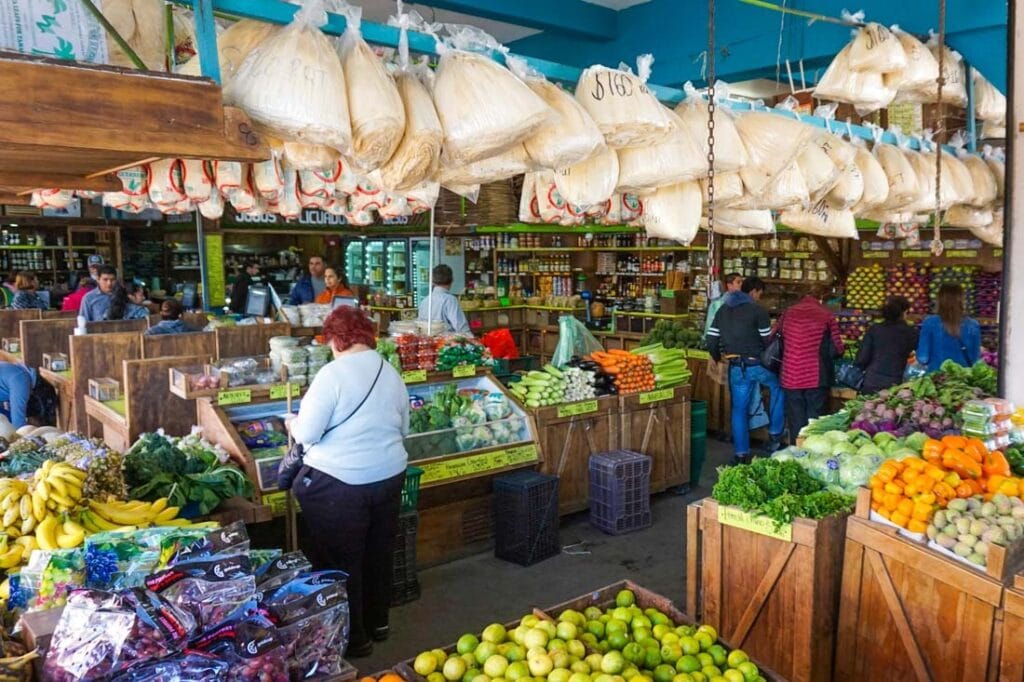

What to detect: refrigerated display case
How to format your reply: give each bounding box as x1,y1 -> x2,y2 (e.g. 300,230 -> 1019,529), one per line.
365,240 -> 386,291
345,240 -> 365,287
411,237 -> 466,305
387,240 -> 409,295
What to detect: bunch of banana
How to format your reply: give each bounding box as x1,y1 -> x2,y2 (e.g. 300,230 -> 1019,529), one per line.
31,460 -> 86,516
34,516 -> 86,551
82,497 -> 182,531
0,479 -> 29,538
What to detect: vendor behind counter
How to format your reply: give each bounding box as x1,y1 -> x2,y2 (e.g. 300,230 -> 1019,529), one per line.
418,265 -> 470,335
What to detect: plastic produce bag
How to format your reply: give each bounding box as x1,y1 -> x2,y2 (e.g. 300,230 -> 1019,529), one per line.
615,107 -> 705,193
675,82 -> 747,172
704,209 -> 775,236
959,154 -> 998,207
701,171 -> 744,205
968,208 -> 1004,246
378,68 -> 443,191
551,316 -> 604,368
641,181 -> 702,244
974,71 -> 1006,123
850,143 -> 890,210
432,27 -> 551,165
43,588 -> 197,681
440,144 -> 532,186
177,19 -> 274,80
873,143 -> 920,209
984,148 -> 1006,199
887,27 -> 940,94
553,144 -> 619,208
796,142 -> 841,201
110,652 -> 229,681
813,44 -> 896,113
907,40 -> 967,106
575,56 -> 675,148
735,112 -> 813,197
259,571 -> 349,678
781,199 -> 857,239
255,552 -> 313,593
146,554 -> 255,629
848,23 -> 907,73
946,205 -> 993,229
481,329 -> 520,360
191,614 -> 290,682
825,159 -> 865,209
735,161 -> 809,211
226,0 -> 352,153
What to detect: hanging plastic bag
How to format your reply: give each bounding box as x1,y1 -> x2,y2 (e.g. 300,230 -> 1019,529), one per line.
180,160 -> 213,203
674,82 -> 747,172
701,171 -> 744,206
518,173 -> 540,223
30,189 -> 75,209
282,142 -> 339,172
796,142 -> 840,202
974,71 -> 1007,124
378,67 -> 443,191
967,208 -> 1003,246
439,144 -> 532,186
886,27 -> 940,94
641,181 -> 702,244
253,154 -> 285,202
553,144 -> 619,209
535,172 -> 569,224
946,205 -> 993,229
406,181 -> 440,213
103,0 -> 166,71
551,315 -> 604,367
213,161 -> 243,194
432,26 -> 551,165
600,194 -> 623,225
703,209 -> 775,236
198,186 -> 225,219
908,39 -> 967,106
616,107 -> 705,193
735,111 -> 813,197
575,55 -> 675,149
848,22 -> 907,74
983,147 -> 1005,200
117,166 -> 149,197
277,167 -> 302,219
850,141 -> 889,211
736,160 -> 809,211
780,200 -> 858,239
481,329 -> 519,360
813,44 -> 897,113
147,159 -> 186,208
873,135 -> 920,210
825,159 -> 864,210
226,0 -> 353,153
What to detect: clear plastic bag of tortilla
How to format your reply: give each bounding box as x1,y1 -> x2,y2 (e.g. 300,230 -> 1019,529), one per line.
974,71 -> 1006,124
701,171 -> 744,206
873,139 -> 920,210
432,26 -> 551,165
225,0 -> 352,153
177,18 -> 274,81
850,140 -> 889,211
887,27 -> 939,95
967,208 -> 1003,246
674,82 -> 747,172
735,160 -> 809,211
813,43 -> 897,113
780,200 -> 858,239
641,181 -> 702,244
377,66 -> 443,191
907,40 -> 967,106
553,144 -> 619,208
439,144 -> 532,186
957,154 -> 997,207
575,56 -> 675,149
551,316 -> 604,368
734,111 -> 813,197
848,23 -> 907,74
703,209 -> 775,236
616,107 -> 705,193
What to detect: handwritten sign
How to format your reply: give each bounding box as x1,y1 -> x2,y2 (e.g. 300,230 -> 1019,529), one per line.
784,252 -> 812,259
269,384 -> 301,400
639,388 -> 674,405
557,399 -> 599,418
452,364 -> 476,378
402,369 -> 428,384
902,250 -> 932,259
419,444 -> 540,485
863,252 -> 890,259
687,349 -> 711,360
945,249 -> 978,259
718,505 -> 793,542
740,251 -> 764,258
217,389 -> 252,405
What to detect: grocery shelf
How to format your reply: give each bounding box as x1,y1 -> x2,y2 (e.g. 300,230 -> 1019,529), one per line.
496,246 -> 708,253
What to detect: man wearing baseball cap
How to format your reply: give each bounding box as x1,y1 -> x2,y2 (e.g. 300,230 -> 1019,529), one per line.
60,255 -> 105,313
87,254 -> 104,280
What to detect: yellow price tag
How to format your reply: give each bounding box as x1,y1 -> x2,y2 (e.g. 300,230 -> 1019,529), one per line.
402,369 -> 428,384
269,384 -> 301,400
557,399 -> 599,418
639,388 -> 674,405
784,251 -> 811,259
902,250 -> 931,259
419,444 -> 539,484
452,364 -> 476,378
217,389 -> 252,405
740,251 -> 763,258
862,252 -> 890,259
718,505 -> 793,542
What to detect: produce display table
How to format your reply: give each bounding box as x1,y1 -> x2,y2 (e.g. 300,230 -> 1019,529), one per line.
83,395 -> 129,451
1000,575 -> 1024,680
39,367 -> 74,432
0,349 -> 21,364
687,498 -> 848,682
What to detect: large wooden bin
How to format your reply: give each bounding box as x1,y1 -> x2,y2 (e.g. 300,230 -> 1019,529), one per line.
1000,575 -> 1024,680
617,386 -> 691,492
835,514 -> 1004,681
687,498 -> 847,682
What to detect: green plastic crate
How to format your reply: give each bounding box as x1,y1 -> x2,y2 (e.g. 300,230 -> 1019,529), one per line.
401,467 -> 424,512
690,401 -> 708,486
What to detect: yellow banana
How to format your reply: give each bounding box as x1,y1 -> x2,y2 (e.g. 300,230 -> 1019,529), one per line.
156,518 -> 191,527
18,495 -> 31,521
18,514 -> 35,535
14,535 -> 37,552
0,545 -> 23,570
35,516 -> 59,551
0,491 -> 19,512
34,480 -> 49,502
1,507 -> 17,529
48,492 -> 74,509
46,476 -> 67,498
56,520 -> 85,549
77,511 -> 100,534
81,509 -> 121,531
154,506 -> 181,523
4,526 -> 19,539
149,498 -> 168,514
88,501 -> 154,526
31,491 -> 46,522
53,469 -> 86,486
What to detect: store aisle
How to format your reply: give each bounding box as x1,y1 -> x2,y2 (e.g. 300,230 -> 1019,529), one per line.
359,439 -> 734,673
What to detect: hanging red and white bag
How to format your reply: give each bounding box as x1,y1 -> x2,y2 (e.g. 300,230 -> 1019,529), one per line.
182,160 -> 214,202
253,155 -> 284,202
621,193 -> 644,224
148,159 -> 187,208
324,196 -> 348,216
406,182 -> 439,214
277,168 -> 302,219
535,172 -> 567,224
600,194 -> 623,225
198,188 -> 225,220
518,173 -> 541,223
227,167 -> 258,213
214,161 -> 244,193
349,177 -> 385,214
117,166 -> 149,197
379,192 -> 410,219
31,189 -> 75,209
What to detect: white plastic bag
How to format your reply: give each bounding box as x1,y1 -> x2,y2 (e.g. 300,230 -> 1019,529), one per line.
621,194 -> 644,225
534,172 -> 569,224
674,83 -> 747,173
283,142 -> 340,172
214,161 -> 243,194
197,187 -> 225,219
974,71 -> 1006,124
734,112 -> 813,197
909,41 -> 967,106
253,155 -> 284,202
553,144 -> 619,208
704,209 -> 775,236
946,205 -> 993,229
873,143 -> 919,210
781,200 -> 858,239
641,181 -> 702,244
984,148 -> 1005,199
277,168 -> 302,219
182,160 -> 214,203
177,19 -> 274,81
968,208 -> 1003,246
887,28 -> 940,94
796,143 -> 841,202
378,68 -> 443,191
406,181 -> 440,214
432,27 -> 551,164
825,160 -> 864,210
848,23 -> 907,73
575,56 -> 675,148
30,190 -> 75,210
439,144 -> 532,186
226,0 -> 353,152
519,173 -> 540,223
147,159 -> 186,208
701,172 -> 744,206
615,107 -> 705,193
737,160 -> 809,210
336,4 -> 405,170
850,144 -> 889,211
813,44 -> 897,113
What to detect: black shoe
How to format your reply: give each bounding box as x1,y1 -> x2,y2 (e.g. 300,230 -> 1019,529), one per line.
347,641 -> 374,658
371,626 -> 390,642
729,455 -> 749,466
764,436 -> 786,454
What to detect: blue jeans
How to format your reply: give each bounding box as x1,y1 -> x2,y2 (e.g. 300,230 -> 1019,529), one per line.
729,364 -> 785,456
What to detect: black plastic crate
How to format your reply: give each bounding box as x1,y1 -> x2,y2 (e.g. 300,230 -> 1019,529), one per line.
493,470 -> 560,566
392,510 -> 420,606
589,450 -> 652,535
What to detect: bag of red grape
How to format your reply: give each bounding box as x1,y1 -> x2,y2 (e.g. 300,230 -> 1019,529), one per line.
110,651 -> 229,681
259,571 -> 350,678
191,613 -> 290,682
145,554 -> 256,630
43,588 -> 197,681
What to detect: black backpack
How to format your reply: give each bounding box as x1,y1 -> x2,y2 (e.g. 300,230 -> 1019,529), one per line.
27,380 -> 58,425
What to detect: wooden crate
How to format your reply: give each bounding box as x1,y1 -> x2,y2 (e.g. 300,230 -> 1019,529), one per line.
834,514 -> 1004,682
687,498 -> 848,682
617,387 -> 691,492
1000,575 -> 1024,680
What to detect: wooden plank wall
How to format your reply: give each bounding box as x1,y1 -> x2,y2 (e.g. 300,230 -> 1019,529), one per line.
124,354 -> 211,439
142,331 -> 216,360
20,318 -> 75,371
0,309 -> 41,340
69,332 -> 143,432
85,318 -> 149,334
215,322 -> 290,359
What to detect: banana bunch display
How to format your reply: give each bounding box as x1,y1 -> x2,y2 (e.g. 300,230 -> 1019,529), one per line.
80,497 -> 183,533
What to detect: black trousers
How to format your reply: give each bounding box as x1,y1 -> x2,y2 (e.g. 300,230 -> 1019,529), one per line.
293,465 -> 405,649
784,387 -> 830,441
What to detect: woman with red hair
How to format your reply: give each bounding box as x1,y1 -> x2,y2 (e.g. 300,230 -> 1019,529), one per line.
287,305 -> 409,658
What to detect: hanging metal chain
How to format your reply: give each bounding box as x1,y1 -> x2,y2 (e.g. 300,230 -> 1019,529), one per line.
706,0 -> 718,295
932,0 -> 947,256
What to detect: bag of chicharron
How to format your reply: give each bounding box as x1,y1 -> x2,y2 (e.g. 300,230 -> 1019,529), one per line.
615,107 -> 705,193
906,39 -> 967,106
575,56 -> 675,149
780,200 -> 858,239
674,82 -> 747,173
553,144 -> 619,209
959,154 -> 997,207
439,145 -> 532,186
973,71 -> 1006,124
872,139 -> 919,210
734,112 -> 813,198
701,171 -> 744,206
848,141 -> 889,211
813,43 -> 897,114
377,67 -> 443,191
886,28 -> 939,95
432,26 -> 551,165
847,23 -> 907,74
703,209 -> 775,236
177,19 -> 275,81
226,0 -> 353,154
641,181 -> 702,244
335,2 -> 405,171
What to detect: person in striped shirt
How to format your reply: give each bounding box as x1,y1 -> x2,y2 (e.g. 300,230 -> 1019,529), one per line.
777,285 -> 845,439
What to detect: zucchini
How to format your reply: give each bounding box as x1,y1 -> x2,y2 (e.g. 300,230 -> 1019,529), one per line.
543,364 -> 564,379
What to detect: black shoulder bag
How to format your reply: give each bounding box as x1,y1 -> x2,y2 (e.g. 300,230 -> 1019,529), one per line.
760,316 -> 783,374
278,358 -> 385,491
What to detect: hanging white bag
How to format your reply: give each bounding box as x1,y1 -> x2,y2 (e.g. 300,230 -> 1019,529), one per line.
735,111 -> 813,197
813,44 -> 897,113
703,209 -> 775,236
946,205 -> 993,229
600,194 -> 624,226
378,67 -> 443,191
147,159 -> 186,208
253,155 -> 285,202
520,77 -> 605,170
796,142 -> 841,202
641,182 -> 702,244
227,168 -> 258,213
849,141 -> 889,211
406,181 -> 440,214
177,19 -> 275,81
30,190 -> 75,210
182,160 -> 214,203
575,55 -> 675,149
214,161 -> 243,194
117,166 -> 149,197
553,144 -> 619,209
276,168 -> 302,219
887,27 -> 940,94
439,144 -> 532,186
432,26 -> 551,165
535,172 -> 569,224
908,39 -> 967,106
615,107 -> 706,193
983,147 -> 1005,200
621,194 -> 644,225
872,138 -> 919,210
973,70 -> 1006,124
283,142 -> 340,172
735,160 -> 809,211
519,173 -> 540,223
848,22 -> 907,73
674,82 -> 747,173
968,208 -> 1003,246
701,172 -> 744,206
780,200 -> 858,239
225,0 -> 353,152
197,187 -> 225,220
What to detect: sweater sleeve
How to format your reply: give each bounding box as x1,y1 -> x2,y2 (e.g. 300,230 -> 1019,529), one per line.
706,307 -> 724,361
916,318 -> 933,368
855,327 -> 874,369
829,316 -> 844,355
966,319 -> 982,364
289,367 -> 338,445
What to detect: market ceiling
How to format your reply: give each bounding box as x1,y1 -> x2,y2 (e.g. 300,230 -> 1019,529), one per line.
388,0 -> 1007,92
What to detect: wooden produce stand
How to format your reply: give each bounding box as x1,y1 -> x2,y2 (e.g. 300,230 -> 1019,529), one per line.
214,322 -> 291,358
617,385 -> 692,492
1000,575 -> 1024,680
68,332 -> 143,433
833,489 -> 1018,682
687,497 -> 848,682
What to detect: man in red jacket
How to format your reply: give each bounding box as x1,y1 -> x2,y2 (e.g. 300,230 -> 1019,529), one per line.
777,286 -> 844,439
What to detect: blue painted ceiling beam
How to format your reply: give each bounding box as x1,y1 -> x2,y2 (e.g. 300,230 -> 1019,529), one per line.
415,0 -> 618,41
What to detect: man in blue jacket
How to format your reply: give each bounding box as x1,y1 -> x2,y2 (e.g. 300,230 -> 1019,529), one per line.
0,363 -> 36,428
289,255 -> 326,305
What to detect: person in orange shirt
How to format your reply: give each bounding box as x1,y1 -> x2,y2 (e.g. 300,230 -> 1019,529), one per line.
315,266 -> 356,304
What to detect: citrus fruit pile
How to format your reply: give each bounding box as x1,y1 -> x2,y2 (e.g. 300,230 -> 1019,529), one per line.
413,589 -> 763,682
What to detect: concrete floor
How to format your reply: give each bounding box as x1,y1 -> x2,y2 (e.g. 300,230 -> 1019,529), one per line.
358,438 -> 735,674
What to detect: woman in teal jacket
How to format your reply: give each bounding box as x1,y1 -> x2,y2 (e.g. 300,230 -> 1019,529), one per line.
916,283 -> 981,372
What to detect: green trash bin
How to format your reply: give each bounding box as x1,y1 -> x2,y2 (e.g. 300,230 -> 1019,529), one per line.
690,401 -> 708,487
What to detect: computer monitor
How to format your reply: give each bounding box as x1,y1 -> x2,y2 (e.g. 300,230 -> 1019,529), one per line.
181,284 -> 197,310
245,285 -> 271,317
331,296 -> 359,310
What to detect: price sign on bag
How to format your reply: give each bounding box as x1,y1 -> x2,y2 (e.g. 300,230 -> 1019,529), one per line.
218,389 -> 252,405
